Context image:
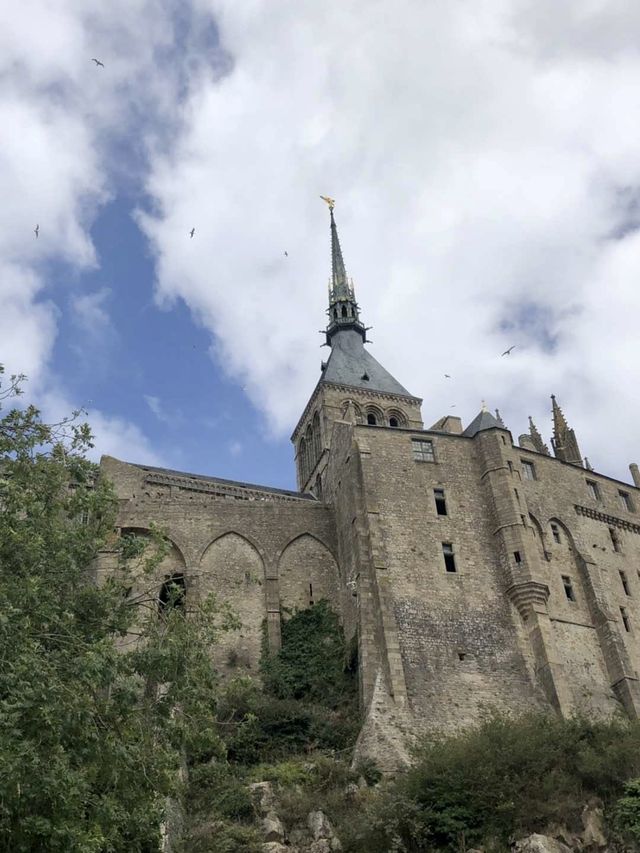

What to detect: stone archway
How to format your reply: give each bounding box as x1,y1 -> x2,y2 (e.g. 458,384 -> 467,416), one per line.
278,534 -> 340,614
199,532 -> 265,674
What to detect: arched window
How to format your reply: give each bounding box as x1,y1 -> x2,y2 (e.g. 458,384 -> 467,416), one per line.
389,417 -> 399,427
299,437 -> 307,482
341,305 -> 348,317
305,425 -> 313,478
159,573 -> 186,614
367,413 -> 377,425
312,411 -> 321,460
333,308 -> 338,319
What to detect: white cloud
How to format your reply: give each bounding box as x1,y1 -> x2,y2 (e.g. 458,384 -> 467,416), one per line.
71,288 -> 111,333
138,0 -> 640,481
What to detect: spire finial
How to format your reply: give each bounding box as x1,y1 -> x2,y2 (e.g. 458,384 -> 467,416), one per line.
550,394 -> 583,466
528,415 -> 550,455
322,198 -> 366,345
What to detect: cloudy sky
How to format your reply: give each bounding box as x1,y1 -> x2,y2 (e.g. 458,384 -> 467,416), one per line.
2,0 -> 640,489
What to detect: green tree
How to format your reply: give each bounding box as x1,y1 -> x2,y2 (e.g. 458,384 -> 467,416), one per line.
0,367 -> 223,852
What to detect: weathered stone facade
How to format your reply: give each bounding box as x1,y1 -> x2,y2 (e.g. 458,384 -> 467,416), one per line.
97,207 -> 640,769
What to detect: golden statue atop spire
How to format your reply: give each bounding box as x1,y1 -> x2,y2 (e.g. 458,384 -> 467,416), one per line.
319,195 -> 335,210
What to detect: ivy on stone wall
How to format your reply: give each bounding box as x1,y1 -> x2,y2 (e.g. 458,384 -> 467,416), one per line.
260,601 -> 357,709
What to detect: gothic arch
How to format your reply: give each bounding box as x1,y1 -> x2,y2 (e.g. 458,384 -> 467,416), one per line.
312,411 -> 321,460
305,423 -> 314,478
277,532 -> 341,614
198,532 -> 266,672
298,436 -> 307,482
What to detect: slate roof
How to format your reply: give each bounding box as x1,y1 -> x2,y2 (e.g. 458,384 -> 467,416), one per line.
320,329 -> 416,398
134,462 -> 315,500
462,409 -> 504,437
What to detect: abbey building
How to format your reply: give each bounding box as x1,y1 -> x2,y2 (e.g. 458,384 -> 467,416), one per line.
98,206 -> 640,768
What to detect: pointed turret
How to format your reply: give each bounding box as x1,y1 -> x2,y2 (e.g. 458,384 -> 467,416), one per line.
324,202 -> 367,344
550,395 -> 583,466
528,416 -> 550,456
463,404 -> 504,437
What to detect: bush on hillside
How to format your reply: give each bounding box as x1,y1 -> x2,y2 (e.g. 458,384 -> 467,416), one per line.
362,712 -> 640,852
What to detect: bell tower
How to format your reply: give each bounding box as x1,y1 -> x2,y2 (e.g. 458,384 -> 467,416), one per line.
292,200 -> 423,494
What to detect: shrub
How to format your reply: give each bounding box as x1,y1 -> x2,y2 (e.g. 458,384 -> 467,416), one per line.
261,601 -> 357,708
611,779 -> 640,846
186,763 -> 253,821
363,712 -> 640,852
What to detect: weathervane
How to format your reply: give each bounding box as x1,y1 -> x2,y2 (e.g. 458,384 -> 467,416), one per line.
319,195 -> 336,211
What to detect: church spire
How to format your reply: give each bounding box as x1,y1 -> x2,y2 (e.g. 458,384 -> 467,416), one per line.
550,395 -> 583,466
528,416 -> 550,456
321,198 -> 366,345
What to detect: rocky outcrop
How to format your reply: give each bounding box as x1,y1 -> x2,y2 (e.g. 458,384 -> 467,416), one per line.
307,810 -> 342,852
513,835 -> 573,853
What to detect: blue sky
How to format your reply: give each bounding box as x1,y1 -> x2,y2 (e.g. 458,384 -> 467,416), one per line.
3,0 -> 640,488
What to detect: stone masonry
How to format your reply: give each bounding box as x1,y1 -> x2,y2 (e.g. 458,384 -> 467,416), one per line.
97,206 -> 640,770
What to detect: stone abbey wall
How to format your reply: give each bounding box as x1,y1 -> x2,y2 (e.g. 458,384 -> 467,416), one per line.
98,414 -> 640,770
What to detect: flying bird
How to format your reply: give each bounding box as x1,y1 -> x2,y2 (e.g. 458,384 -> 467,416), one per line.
34,224 -> 39,239
91,58 -> 105,67
444,374 -> 451,378
284,251 -> 288,257
189,228 -> 195,238
501,345 -> 516,357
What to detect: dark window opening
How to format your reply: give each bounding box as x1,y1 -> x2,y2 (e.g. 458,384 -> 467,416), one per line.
562,575 -> 575,601
159,573 -> 186,614
458,652 -> 466,661
389,417 -> 399,427
609,527 -> 622,552
514,551 -> 522,563
341,305 -> 347,317
619,491 -> 635,512
551,523 -> 561,544
443,542 -> 456,573
621,606 -> 631,633
412,439 -> 435,462
521,514 -> 526,526
508,461 -> 514,473
367,413 -> 377,425
309,582 -> 314,605
333,308 -> 337,319
586,480 -> 600,501
620,571 -> 631,596
501,435 -> 506,445
514,488 -> 521,506
434,488 -> 447,516
361,372 -> 370,381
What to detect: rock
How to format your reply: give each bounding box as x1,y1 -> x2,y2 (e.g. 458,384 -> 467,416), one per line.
357,776 -> 367,788
307,810 -> 342,851
262,811 -> 285,843
249,781 -> 277,816
309,842 -> 333,853
581,799 -> 608,849
512,834 -> 573,853
344,782 -> 359,799
262,844 -> 291,853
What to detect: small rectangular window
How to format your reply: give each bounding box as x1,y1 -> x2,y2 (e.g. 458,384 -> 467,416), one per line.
562,576 -> 575,602
609,527 -> 622,553
586,480 -> 600,501
434,488 -> 448,516
412,439 -> 435,462
521,460 -> 536,481
508,461 -> 514,474
442,542 -> 457,573
621,606 -> 631,633
514,488 -> 521,506
514,551 -> 522,564
551,523 -> 561,544
620,571 -> 631,596
619,491 -> 635,513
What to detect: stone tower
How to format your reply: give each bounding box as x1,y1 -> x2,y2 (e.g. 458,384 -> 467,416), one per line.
291,202 -> 423,495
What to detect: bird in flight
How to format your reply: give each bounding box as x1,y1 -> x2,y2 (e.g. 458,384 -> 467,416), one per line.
189,228 -> 195,238
501,345 -> 516,356
34,224 -> 39,239
91,58 -> 105,67
284,251 -> 288,257
444,373 -> 451,378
